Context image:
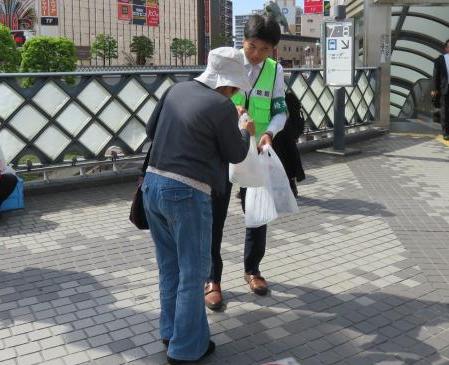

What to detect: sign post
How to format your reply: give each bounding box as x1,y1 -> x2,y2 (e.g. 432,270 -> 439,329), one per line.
319,17 -> 360,156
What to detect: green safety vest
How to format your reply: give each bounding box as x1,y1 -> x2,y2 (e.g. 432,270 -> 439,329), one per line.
232,58 -> 278,139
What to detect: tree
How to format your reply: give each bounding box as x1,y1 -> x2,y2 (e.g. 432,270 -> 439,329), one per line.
170,38 -> 196,66
20,36 -> 77,72
0,24 -> 20,72
130,36 -> 154,65
211,33 -> 233,49
91,34 -> 118,66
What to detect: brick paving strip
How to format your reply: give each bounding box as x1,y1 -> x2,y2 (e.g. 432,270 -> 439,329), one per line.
1,134 -> 449,365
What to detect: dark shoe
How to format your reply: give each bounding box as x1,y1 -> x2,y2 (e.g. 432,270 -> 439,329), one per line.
244,273 -> 268,296
444,134 -> 449,141
205,282 -> 224,311
162,338 -> 170,347
167,340 -> 215,364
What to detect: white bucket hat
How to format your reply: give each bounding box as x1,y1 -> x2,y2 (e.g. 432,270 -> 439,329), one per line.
195,47 -> 252,92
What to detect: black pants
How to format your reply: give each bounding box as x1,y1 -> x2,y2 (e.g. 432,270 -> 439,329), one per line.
441,93 -> 449,136
0,174 -> 18,206
209,183 -> 267,283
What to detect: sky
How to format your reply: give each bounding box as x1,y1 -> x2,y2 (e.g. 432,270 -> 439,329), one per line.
233,0 -> 304,16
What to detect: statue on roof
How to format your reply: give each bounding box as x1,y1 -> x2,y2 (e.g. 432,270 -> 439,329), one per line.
265,1 -> 291,35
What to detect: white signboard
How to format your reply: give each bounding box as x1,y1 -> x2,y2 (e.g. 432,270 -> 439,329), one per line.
324,20 -> 355,87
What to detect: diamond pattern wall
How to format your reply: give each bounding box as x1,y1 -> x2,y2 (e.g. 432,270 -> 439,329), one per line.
0,69 -> 377,165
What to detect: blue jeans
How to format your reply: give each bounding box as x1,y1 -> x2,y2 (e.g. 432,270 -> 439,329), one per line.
141,172 -> 212,360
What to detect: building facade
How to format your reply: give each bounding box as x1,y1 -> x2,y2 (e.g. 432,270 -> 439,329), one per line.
31,0 -> 202,66
234,14 -> 250,49
205,0 -> 233,55
300,13 -> 324,38
276,34 -> 321,67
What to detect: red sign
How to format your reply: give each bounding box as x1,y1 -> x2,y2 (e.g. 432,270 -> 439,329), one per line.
118,1 -> 132,21
49,0 -> 57,17
41,0 -> 50,16
0,14 -> 18,29
146,4 -> 159,27
304,0 -> 323,14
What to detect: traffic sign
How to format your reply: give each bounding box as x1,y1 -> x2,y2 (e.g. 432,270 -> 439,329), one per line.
323,19 -> 355,87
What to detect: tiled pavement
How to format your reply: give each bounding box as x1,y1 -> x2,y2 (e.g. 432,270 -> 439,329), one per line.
1,133 -> 449,365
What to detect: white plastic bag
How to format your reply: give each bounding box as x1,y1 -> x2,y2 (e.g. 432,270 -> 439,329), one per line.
245,186 -> 278,228
229,113 -> 265,187
263,145 -> 299,215
229,136 -> 265,187
244,145 -> 298,228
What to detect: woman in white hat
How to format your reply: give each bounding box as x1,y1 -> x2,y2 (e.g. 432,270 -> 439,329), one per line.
0,145 -> 18,209
141,47 -> 255,364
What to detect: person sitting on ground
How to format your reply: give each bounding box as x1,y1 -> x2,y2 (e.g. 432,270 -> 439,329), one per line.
0,145 -> 18,212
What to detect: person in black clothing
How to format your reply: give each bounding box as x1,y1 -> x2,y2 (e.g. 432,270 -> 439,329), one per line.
0,146 -> 18,210
272,90 -> 306,198
432,39 -> 449,140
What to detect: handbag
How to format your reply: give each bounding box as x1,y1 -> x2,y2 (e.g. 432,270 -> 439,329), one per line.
129,149 -> 151,230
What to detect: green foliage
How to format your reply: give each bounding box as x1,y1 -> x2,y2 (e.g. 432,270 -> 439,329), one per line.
170,38 -> 196,66
0,24 -> 21,72
211,33 -> 233,50
20,36 -> 77,72
130,36 -> 154,65
91,34 -> 118,66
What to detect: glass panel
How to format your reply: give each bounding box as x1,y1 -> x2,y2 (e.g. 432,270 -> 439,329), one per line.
99,101 -> 131,133
364,87 -> 374,106
391,51 -> 434,76
402,16 -> 449,45
155,78 -> 175,99
137,98 -> 157,124
310,104 -> 325,129
391,65 -> 425,84
119,118 -> 147,151
78,80 -> 111,113
0,129 -> 26,164
291,75 -> 308,100
391,16 -> 399,30
357,73 -> 368,93
310,74 -> 325,97
0,83 -> 24,120
32,81 -> 69,117
57,102 -> 91,137
301,90 -> 317,114
357,100 -> 368,122
390,93 -> 406,106
395,40 -> 440,59
9,105 -> 48,141
390,84 -> 410,95
390,105 -> 401,117
319,89 -> 333,112
350,88 -> 362,107
345,101 -> 355,123
408,6 -> 449,24
118,79 -> 149,112
79,122 -> 112,155
34,126 -> 70,160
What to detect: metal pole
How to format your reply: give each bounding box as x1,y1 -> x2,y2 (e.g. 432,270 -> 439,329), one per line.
333,6 -> 347,153
333,87 -> 346,151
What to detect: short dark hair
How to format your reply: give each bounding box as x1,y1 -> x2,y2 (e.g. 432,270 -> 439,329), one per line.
445,39 -> 449,48
244,15 -> 281,46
